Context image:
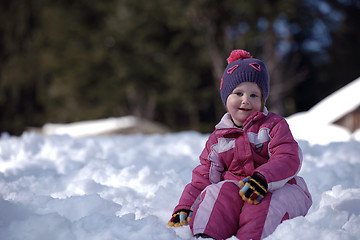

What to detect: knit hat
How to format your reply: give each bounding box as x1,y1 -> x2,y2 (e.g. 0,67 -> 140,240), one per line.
220,49 -> 270,106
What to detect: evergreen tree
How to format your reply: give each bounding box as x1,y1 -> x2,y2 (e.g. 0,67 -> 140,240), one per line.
0,0 -> 359,135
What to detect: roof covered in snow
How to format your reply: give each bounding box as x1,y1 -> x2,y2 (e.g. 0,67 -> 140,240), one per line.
286,76 -> 360,144
307,76 -> 360,125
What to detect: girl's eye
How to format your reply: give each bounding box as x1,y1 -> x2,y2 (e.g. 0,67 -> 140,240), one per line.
235,92 -> 243,96
250,93 -> 259,98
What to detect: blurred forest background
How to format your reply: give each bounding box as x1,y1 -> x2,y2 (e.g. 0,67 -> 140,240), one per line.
1,0 -> 359,135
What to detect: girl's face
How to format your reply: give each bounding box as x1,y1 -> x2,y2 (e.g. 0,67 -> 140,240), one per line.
226,82 -> 263,127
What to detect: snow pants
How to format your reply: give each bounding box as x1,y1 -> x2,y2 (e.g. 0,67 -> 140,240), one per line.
189,177 -> 312,240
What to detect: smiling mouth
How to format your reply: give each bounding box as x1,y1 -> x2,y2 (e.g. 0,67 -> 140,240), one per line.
239,108 -> 251,111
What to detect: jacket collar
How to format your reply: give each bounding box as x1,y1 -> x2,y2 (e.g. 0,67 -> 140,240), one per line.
215,107 -> 268,131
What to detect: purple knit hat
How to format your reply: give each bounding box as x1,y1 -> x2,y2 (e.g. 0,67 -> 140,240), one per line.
220,49 -> 270,106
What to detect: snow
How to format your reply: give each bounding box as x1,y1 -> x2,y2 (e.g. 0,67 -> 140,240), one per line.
306,77 -> 360,126
286,76 -> 360,145
42,116 -> 169,137
42,116 -> 140,137
1,78 -> 360,239
286,112 -> 353,145
1,123 -> 359,240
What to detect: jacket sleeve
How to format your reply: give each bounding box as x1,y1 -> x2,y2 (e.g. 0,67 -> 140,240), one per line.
172,132 -> 221,214
255,118 -> 302,192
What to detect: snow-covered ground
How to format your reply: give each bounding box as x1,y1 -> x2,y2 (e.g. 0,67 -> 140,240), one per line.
1,117 -> 360,240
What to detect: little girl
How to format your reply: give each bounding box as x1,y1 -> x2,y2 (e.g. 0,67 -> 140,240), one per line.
168,49 -> 312,240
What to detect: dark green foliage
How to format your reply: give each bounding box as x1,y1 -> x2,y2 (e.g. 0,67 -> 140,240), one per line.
0,0 -> 359,135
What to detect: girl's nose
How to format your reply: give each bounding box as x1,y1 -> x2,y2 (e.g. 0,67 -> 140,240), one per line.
241,95 -> 249,104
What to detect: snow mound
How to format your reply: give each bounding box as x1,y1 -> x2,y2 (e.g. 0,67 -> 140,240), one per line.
0,131 -> 359,239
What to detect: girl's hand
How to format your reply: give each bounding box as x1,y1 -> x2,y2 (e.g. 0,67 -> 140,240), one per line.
168,210 -> 193,227
239,172 -> 268,204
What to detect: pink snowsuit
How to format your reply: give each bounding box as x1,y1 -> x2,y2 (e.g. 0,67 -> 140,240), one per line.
172,111 -> 312,240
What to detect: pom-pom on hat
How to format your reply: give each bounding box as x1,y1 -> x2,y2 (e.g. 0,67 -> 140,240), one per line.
220,49 -> 270,106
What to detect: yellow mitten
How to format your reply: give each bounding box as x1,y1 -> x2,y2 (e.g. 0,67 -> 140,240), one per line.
239,172 -> 268,204
168,210 -> 193,227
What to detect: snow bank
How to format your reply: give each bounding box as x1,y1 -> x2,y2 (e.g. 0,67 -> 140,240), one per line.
286,77 -> 360,145
286,112 -> 353,145
42,116 -> 169,137
306,77 -> 360,126
0,130 -> 359,239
